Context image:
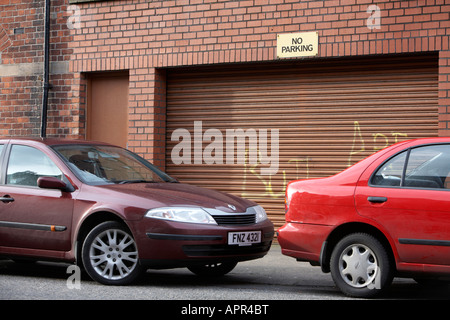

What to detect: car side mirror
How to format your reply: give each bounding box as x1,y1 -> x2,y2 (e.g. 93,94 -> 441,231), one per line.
37,177 -> 74,193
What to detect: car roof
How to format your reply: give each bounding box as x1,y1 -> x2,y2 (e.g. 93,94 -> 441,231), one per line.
0,137 -> 114,147
357,137 -> 450,162
399,137 -> 450,148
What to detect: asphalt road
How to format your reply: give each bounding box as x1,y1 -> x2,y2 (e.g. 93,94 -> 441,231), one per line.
0,244 -> 449,301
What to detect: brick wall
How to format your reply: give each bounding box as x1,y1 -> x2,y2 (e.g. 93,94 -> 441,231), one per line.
1,0 -> 450,166
68,0 -> 450,66
0,0 -> 43,136
0,0 -> 78,138
441,50 -> 450,136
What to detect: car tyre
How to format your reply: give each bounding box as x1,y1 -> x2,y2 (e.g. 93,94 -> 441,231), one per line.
330,233 -> 393,298
188,261 -> 238,277
82,221 -> 143,285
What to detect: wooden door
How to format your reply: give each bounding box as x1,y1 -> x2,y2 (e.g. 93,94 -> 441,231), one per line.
87,72 -> 129,148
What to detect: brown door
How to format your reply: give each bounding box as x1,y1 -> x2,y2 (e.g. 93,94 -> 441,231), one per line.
87,72 -> 129,148
166,54 -> 439,230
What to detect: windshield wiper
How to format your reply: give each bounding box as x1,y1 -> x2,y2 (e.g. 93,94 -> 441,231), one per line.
117,179 -> 156,184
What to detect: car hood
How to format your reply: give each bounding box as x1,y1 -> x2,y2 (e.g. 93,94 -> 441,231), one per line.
97,182 -> 255,213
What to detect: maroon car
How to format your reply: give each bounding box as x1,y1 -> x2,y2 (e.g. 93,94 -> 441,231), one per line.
0,138 -> 273,285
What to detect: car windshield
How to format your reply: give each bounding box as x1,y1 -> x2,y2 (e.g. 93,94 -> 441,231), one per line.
53,144 -> 176,185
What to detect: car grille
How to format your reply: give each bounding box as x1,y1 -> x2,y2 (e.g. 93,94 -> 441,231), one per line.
212,214 -> 256,225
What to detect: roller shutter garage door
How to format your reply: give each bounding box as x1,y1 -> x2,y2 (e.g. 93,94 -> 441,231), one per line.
165,53 -> 438,230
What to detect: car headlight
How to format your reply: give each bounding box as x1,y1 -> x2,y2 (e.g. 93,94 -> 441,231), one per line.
253,205 -> 268,223
145,207 -> 217,225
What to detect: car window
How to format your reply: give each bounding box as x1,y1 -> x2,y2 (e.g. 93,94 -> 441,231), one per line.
371,151 -> 406,187
372,144 -> 450,189
53,145 -> 174,185
6,145 -> 63,187
405,145 -> 450,189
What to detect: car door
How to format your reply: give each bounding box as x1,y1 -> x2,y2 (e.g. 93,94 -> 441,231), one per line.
355,143 -> 450,266
0,143 -> 74,252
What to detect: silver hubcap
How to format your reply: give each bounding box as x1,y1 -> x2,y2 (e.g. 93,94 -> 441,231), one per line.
339,244 -> 378,288
89,229 -> 138,280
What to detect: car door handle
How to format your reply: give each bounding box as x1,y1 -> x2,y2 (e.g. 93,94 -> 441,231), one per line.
367,196 -> 387,203
0,195 -> 14,203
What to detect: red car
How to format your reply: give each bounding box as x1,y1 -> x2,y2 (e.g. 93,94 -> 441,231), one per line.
279,137 -> 450,298
0,138 -> 273,285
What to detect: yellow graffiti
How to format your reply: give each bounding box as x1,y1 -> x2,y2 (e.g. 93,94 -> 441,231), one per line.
241,150 -> 284,199
372,132 -> 407,151
391,132 -> 408,143
241,150 -> 310,199
348,121 -> 408,166
288,157 -> 311,180
348,121 -> 365,167
372,133 -> 389,151
241,122 -> 408,200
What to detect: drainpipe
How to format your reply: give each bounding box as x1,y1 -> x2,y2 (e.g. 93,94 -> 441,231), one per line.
40,0 -> 51,138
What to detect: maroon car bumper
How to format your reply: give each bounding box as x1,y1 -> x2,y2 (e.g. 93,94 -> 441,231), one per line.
129,218 -> 274,268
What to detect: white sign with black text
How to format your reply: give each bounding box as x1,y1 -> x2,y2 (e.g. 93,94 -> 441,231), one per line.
277,32 -> 318,58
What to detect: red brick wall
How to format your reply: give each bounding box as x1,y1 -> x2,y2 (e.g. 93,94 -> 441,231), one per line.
127,67 -> 166,169
0,0 -> 43,136
441,50 -> 450,136
69,0 -> 450,65
0,0 -> 78,138
1,0 -> 450,166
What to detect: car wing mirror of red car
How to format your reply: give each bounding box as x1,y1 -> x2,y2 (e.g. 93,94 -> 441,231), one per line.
37,177 -> 75,193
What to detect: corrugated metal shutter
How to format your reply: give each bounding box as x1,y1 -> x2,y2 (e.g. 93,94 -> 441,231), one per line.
165,54 -> 438,230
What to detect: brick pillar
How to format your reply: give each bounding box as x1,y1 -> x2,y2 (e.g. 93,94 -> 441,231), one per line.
439,50 -> 450,137
128,67 -> 166,171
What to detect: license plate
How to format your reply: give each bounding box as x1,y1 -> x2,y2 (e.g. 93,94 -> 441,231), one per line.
228,231 -> 261,246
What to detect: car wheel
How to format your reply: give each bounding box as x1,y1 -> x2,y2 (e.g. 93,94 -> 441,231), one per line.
82,221 -> 142,285
188,261 -> 238,277
330,233 -> 393,298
